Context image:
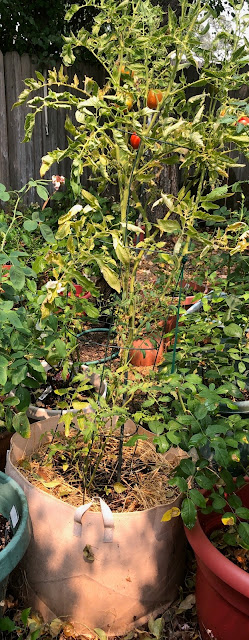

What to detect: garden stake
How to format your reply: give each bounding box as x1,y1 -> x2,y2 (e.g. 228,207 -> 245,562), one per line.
171,256 -> 188,374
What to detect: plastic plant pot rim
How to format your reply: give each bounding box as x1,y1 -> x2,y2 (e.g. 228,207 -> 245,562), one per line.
0,471 -> 30,580
184,511 -> 249,599
76,327 -> 120,365
220,400 -> 249,414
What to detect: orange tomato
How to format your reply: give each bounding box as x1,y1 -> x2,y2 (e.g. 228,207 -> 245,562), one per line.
121,66 -> 134,78
147,89 -> 163,109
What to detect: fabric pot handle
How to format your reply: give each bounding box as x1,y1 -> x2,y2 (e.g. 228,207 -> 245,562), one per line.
73,498 -> 114,543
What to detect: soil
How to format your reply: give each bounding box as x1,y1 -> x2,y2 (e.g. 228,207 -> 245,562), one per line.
0,513 -> 12,551
17,430 -> 180,512
75,330 -> 119,364
210,528 -> 249,572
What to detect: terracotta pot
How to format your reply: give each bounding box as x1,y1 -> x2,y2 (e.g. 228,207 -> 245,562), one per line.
2,264 -> 11,278
182,295 -> 196,309
185,482 -> 249,640
68,286 -> 91,300
130,336 -> 164,367
6,416 -> 186,637
182,280 -> 209,293
0,429 -> 12,471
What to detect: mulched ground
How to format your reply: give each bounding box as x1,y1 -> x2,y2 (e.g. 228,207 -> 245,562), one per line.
0,513 -> 12,551
16,434 -> 179,511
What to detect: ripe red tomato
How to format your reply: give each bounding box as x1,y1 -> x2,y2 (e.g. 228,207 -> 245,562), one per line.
237,116 -> 249,125
130,133 -> 141,149
147,89 -> 163,109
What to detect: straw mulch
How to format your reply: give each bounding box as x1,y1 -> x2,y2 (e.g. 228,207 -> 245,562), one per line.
16,429 -> 181,512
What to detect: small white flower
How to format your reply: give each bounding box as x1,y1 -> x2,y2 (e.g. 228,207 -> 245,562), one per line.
45,280 -> 65,293
52,175 -> 65,191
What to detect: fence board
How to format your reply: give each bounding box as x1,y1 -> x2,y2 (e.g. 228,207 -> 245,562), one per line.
0,50 -> 105,201
0,51 -> 9,188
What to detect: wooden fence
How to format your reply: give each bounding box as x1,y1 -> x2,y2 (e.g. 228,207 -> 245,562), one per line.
0,51 -> 104,198
0,50 -> 249,204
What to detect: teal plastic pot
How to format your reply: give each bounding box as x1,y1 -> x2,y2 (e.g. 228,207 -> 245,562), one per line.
0,471 -> 31,614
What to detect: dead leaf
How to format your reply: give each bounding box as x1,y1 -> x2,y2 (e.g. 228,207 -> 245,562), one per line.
63,622 -> 76,637
176,594 -> 196,615
148,617 -> 164,639
50,618 -> 63,637
83,544 -> 94,563
114,482 -> 126,494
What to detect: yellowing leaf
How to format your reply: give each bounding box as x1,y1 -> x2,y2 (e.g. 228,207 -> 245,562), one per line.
222,515 -> 235,526
73,74 -> 79,88
40,154 -> 54,177
94,629 -> 108,640
41,480 -> 61,489
114,482 -> 126,494
59,485 -> 72,496
161,507 -> 180,522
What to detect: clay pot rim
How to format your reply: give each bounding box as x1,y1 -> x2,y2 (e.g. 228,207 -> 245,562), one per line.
184,485 -> 249,597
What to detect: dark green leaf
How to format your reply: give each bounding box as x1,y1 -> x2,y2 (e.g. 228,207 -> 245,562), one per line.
189,489 -> 206,508
23,220 -> 38,232
238,522 -> 249,546
40,224 -> 56,244
180,458 -> 196,476
12,413 -> 30,438
10,266 -> 25,290
223,323 -> 242,339
181,498 -> 197,529
236,507 -> 249,519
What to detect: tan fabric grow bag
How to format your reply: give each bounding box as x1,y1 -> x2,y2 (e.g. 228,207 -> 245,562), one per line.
6,417 -> 186,636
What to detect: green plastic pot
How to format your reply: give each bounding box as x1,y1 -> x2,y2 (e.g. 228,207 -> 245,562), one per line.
0,471 -> 31,615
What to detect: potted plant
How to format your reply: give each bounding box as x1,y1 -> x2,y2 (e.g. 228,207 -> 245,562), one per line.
5,368 -> 186,636
0,471 -> 31,615
185,481 -> 249,640
8,0 -> 249,635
